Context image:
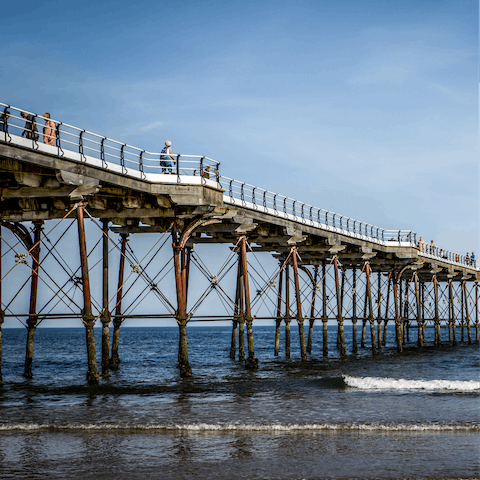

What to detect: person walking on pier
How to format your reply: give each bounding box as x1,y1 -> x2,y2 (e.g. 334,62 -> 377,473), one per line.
471,252 -> 476,266
429,240 -> 436,255
42,112 -> 56,145
160,140 -> 174,173
21,111 -> 39,141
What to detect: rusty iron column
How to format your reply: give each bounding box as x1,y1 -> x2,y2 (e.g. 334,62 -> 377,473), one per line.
321,260 -> 328,356
337,269 -> 345,349
462,281 -> 471,344
399,279 -> 404,342
475,282 -> 479,343
352,266 -> 358,353
365,262 -> 377,355
101,219 -> 111,377
292,247 -> 307,361
403,280 -> 410,343
111,233 -> 127,369
237,253 -> 245,362
447,281 -> 452,344
231,257 -> 242,360
393,272 -> 403,353
334,256 -> 346,357
421,281 -> 425,339
24,220 -> 43,379
421,281 -> 427,343
274,264 -> 284,356
361,275 -> 368,348
383,275 -> 391,346
0,224 -> 4,385
376,271 -> 382,349
307,265 -> 318,354
414,273 -> 423,347
448,279 -> 457,345
173,224 -> 192,377
433,275 -> 441,346
285,263 -> 291,358
240,236 -> 257,368
77,203 -> 99,385
460,281 -> 465,342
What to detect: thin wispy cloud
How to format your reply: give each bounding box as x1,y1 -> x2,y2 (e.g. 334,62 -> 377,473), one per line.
139,121 -> 165,132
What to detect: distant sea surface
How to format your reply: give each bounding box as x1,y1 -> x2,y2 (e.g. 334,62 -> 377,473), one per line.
0,325 -> 478,479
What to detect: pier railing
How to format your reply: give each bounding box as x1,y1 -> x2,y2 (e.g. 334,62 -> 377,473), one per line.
419,247 -> 476,269
0,102 -> 476,270
219,176 -> 416,244
218,176 -> 477,268
0,103 -> 221,179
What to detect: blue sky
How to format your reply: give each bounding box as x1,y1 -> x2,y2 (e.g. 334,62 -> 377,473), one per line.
1,0 -> 478,254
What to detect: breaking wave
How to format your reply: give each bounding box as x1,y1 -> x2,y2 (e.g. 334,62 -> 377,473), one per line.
0,422 -> 478,433
343,375 -> 480,391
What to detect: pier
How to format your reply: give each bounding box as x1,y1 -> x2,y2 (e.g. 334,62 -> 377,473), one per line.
0,103 -> 478,384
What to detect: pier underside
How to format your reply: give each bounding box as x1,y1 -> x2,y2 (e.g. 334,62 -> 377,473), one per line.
0,139 -> 478,385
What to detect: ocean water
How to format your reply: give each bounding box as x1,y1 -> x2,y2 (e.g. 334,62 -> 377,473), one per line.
0,325 -> 478,480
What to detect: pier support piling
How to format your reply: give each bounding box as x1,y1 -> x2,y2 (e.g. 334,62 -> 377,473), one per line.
414,274 -> 423,347
307,266 -> 318,354
285,264 -> 291,358
361,279 -> 368,348
173,224 -> 192,377
394,271 -> 403,353
460,283 -> 465,342
292,247 -> 307,361
111,233 -> 128,370
433,275 -> 441,346
365,262 -> 376,355
236,253 -> 245,361
462,281 -> 471,344
448,279 -> 457,345
334,256 -> 346,357
383,275 -> 391,346
24,220 -> 43,379
274,264 -> 283,356
240,236 -> 257,369
322,260 -> 328,356
101,219 -> 111,377
376,271 -> 382,349
230,258 -> 242,359
77,203 -> 99,385
475,282 -> 479,343
352,266 -> 358,353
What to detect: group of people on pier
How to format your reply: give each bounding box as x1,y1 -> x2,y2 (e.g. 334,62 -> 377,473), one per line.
0,110 -> 56,145
418,236 -> 475,267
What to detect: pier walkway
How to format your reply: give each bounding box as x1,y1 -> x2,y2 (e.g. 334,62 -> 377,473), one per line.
0,103 -> 478,384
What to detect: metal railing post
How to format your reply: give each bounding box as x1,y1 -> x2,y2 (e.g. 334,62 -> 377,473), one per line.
120,144 -> 126,173
79,130 -> 85,161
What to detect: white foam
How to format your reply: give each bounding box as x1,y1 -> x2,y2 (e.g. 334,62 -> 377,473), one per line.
343,375 -> 480,391
0,422 -> 478,433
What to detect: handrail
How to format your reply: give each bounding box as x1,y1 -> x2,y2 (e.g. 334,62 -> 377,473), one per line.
218,175 -> 477,269
0,102 -> 221,177
0,101 -> 476,270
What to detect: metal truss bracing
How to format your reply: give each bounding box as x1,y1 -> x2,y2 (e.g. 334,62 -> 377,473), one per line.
0,214 -> 478,385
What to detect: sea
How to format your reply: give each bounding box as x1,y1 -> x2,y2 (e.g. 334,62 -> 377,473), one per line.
0,324 -> 478,480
